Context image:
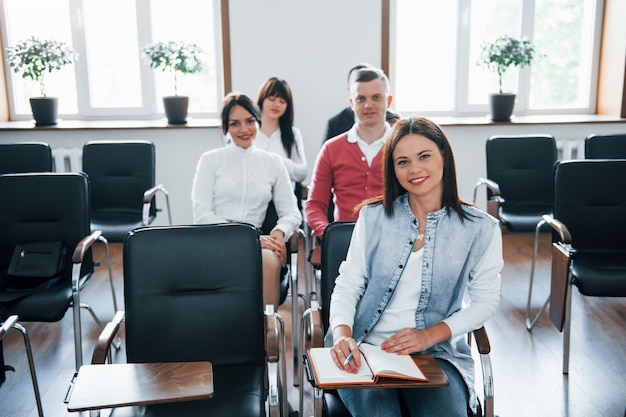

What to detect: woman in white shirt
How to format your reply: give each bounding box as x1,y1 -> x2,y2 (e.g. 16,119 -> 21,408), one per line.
191,93 -> 301,308
255,77 -> 307,184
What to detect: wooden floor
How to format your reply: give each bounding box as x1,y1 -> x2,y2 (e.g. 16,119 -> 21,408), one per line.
1,231 -> 625,417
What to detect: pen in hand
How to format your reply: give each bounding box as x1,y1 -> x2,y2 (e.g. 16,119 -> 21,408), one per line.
342,341 -> 362,366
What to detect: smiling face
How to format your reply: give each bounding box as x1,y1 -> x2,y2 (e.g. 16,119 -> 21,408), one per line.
227,105 -> 258,149
392,133 -> 444,202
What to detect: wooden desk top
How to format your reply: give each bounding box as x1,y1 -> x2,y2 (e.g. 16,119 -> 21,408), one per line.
307,354 -> 449,390
67,362 -> 213,412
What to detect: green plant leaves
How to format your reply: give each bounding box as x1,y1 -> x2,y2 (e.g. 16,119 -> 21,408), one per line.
141,41 -> 204,96
478,35 -> 540,94
5,36 -> 76,97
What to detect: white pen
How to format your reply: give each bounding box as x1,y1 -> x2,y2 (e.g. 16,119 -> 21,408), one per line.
342,341 -> 362,366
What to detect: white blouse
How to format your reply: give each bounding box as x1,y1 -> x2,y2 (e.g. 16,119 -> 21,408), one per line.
191,144 -> 301,241
253,126 -> 307,183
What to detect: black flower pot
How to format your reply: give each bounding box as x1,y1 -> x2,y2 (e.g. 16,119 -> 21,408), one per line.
489,93 -> 516,122
163,96 -> 189,124
29,97 -> 58,126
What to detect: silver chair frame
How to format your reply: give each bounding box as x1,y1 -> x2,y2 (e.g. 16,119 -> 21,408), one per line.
1,315 -> 44,417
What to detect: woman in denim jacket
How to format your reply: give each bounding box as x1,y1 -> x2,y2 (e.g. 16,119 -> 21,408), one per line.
327,116 -> 503,416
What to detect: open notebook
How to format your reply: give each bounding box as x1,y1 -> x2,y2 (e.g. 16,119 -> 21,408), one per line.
307,343 -> 427,386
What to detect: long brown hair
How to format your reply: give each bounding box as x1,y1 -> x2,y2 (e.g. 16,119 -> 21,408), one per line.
362,116 -> 469,220
256,77 -> 296,158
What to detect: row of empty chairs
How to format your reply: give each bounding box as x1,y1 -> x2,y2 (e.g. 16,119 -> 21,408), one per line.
473,132 -> 626,374
0,140 -> 172,242
0,140 -> 173,415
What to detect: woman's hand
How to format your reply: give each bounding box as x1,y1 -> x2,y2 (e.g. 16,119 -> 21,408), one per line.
260,231 -> 287,264
381,323 -> 451,355
331,325 -> 361,373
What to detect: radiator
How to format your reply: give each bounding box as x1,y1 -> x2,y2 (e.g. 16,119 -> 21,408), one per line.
52,148 -> 82,172
556,140 -> 585,160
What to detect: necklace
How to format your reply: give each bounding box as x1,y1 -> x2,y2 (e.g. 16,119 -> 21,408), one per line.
416,224 -> 425,241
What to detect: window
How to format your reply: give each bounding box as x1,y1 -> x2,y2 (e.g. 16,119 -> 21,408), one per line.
1,0 -> 225,120
389,0 -> 604,116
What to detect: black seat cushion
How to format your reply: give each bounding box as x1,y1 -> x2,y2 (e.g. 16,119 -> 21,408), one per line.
572,253 -> 626,296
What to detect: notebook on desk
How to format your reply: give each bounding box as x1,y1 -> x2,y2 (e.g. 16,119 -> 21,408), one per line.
306,343 -> 427,387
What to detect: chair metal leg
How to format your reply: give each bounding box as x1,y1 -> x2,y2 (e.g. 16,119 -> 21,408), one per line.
72,264 -> 83,370
13,322 -> 45,417
562,281 -> 573,374
291,229 -> 304,387
1,317 -> 44,417
526,219 -> 550,330
275,313 -> 289,417
299,307 -> 313,417
480,351 -> 494,417
96,235 -> 118,313
313,386 -> 323,417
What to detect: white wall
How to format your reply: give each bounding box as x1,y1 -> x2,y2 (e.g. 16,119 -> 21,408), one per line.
1,1 -> 625,225
229,0 -> 382,180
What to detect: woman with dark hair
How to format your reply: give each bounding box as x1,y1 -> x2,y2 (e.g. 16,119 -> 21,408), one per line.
327,116 -> 503,416
191,92 -> 301,308
255,77 -> 307,183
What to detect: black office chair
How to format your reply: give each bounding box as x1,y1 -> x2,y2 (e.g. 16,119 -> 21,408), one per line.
0,142 -> 53,174
584,133 -> 626,159
0,173 -> 117,371
473,134 -> 557,232
299,221 -> 495,417
0,315 -> 44,417
525,160 -> 626,373
82,140 -> 172,242
86,223 -> 287,416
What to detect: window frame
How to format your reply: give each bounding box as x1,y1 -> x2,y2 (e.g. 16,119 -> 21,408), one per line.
385,0 -> 605,117
0,0 -> 230,121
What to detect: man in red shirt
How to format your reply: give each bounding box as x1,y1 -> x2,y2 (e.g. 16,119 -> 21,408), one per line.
306,67 -> 393,239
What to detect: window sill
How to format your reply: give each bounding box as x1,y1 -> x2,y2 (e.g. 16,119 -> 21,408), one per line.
0,114 -> 623,131
0,117 -> 222,131
430,113 -> 626,127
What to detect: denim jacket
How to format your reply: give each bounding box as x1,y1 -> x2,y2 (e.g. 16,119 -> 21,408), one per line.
326,193 -> 500,411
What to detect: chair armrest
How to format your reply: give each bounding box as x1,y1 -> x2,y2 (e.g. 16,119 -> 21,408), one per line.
475,178 -> 502,198
143,184 -> 172,225
472,326 -> 491,355
143,184 -> 167,204
473,325 -> 494,417
91,311 -> 125,364
473,178 -> 504,219
72,231 -> 103,264
541,214 -> 572,244
289,229 -> 303,254
265,305 -> 280,363
310,308 -> 324,349
0,315 -> 19,340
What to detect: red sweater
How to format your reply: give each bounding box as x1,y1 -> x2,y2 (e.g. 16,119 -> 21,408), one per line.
305,133 -> 384,238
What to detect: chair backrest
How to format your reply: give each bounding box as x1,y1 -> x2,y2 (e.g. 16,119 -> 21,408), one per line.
553,159 -> 626,252
0,173 -> 93,300
584,133 -> 626,159
82,140 -> 157,223
486,135 -> 557,216
320,221 -> 355,332
123,223 -> 265,366
0,142 -> 53,174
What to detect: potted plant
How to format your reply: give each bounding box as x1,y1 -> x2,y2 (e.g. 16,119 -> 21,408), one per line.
141,41 -> 204,124
478,35 -> 539,121
5,36 -> 77,126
